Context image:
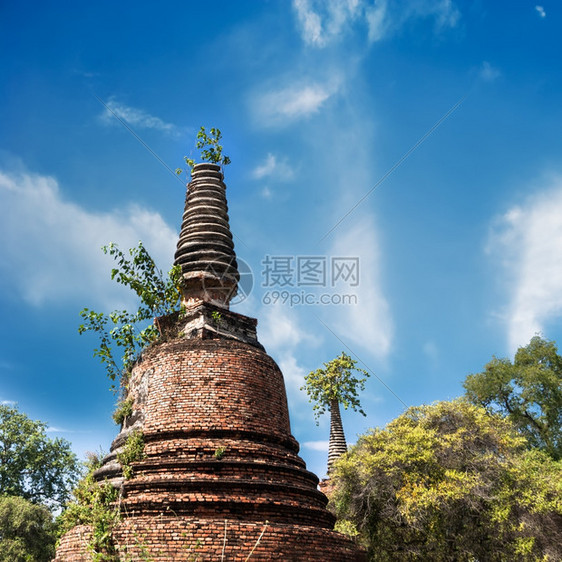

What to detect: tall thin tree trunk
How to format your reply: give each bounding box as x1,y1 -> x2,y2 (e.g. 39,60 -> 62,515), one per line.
327,397 -> 347,474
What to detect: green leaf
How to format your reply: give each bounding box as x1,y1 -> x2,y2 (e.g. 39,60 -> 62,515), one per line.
78,241 -> 182,389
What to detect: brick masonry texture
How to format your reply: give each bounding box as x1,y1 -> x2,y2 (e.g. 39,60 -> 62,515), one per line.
55,322 -> 364,560
56,519 -> 362,561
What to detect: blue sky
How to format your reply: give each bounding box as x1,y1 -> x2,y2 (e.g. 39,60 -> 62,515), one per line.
1,0 -> 562,479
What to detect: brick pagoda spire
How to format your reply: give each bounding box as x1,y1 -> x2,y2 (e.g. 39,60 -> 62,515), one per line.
56,163 -> 363,560
174,162 -> 239,308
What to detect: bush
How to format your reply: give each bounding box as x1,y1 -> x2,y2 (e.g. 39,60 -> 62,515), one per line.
332,400 -> 562,561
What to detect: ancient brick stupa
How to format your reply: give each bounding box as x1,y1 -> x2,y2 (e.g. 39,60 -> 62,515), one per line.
55,163 -> 362,560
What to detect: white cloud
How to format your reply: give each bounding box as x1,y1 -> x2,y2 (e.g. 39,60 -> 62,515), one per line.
302,439 -> 329,451
280,85 -> 330,116
367,0 -> 460,42
293,0 -> 460,46
480,61 -> 501,82
99,98 -> 179,135
260,304 -> 320,352
1,400 -> 17,406
255,83 -> 333,126
252,153 -> 295,181
260,186 -> 273,200
326,215 -> 393,358
278,353 -> 309,401
258,304 -> 321,400
293,0 -> 323,45
293,0 -> 362,47
366,0 -> 389,42
253,154 -> 277,179
535,5 -> 546,18
488,177 -> 562,353
47,426 -> 89,433
433,0 -> 460,28
0,168 -> 178,309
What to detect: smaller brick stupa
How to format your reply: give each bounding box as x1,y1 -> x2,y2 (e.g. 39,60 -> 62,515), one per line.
55,163 -> 363,560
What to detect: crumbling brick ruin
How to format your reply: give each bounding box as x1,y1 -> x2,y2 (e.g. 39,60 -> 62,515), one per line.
55,163 -> 363,560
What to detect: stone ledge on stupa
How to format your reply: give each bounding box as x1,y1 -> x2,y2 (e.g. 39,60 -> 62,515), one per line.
156,300 -> 262,349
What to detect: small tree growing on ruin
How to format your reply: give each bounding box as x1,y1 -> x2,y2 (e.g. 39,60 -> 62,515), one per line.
79,241 -> 183,391
302,352 -> 370,473
176,126 -> 231,175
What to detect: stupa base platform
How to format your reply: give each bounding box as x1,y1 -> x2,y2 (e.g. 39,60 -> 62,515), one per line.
54,517 -> 365,561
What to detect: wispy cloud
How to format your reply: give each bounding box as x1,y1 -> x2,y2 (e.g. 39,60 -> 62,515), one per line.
302,440 -> 329,451
367,0 -> 460,43
365,0 -> 389,41
535,5 -> 546,18
278,354 -> 309,402
259,304 -> 321,402
255,83 -> 333,126
293,0 -> 323,45
293,0 -> 362,47
47,426 -> 90,434
1,400 -> 17,406
480,61 -> 501,82
293,0 -> 460,46
0,167 -> 177,309
488,177 -> 562,353
252,153 -> 294,181
99,98 -> 179,135
260,304 -> 320,354
325,215 -> 393,358
260,186 -> 274,200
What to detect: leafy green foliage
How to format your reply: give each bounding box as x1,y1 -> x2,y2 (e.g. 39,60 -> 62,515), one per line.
301,352 -> 369,422
0,404 -> 80,511
117,430 -> 146,480
0,495 -> 57,562
211,310 -> 223,326
58,452 -> 121,561
464,335 -> 562,460
112,398 -> 134,426
176,126 -> 231,175
79,241 -> 183,389
214,446 -> 226,460
332,400 -> 562,561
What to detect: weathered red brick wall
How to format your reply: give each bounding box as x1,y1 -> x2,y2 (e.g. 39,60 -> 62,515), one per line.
120,337 -> 335,528
56,328 -> 365,560
137,337 -> 291,437
54,525 -> 91,561
56,518 -> 364,561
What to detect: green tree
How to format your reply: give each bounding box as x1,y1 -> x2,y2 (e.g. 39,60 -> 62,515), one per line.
464,335 -> 562,460
176,126 -> 231,175
331,400 -> 562,561
79,241 -> 183,390
0,495 -> 57,562
302,352 -> 369,472
0,404 -> 80,511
